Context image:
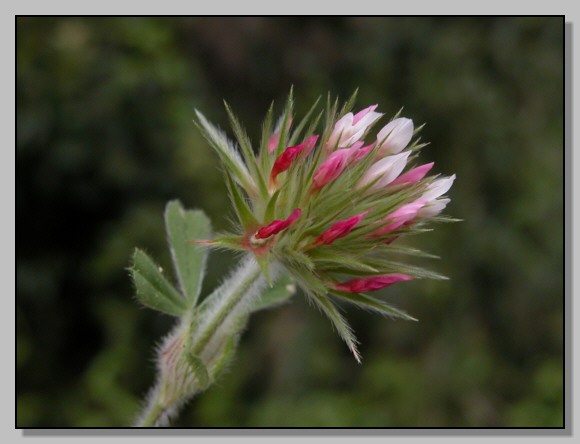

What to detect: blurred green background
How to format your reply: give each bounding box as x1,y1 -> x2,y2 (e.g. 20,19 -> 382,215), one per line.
16,17 -> 563,427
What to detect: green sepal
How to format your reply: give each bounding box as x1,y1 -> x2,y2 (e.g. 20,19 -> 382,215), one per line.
259,101 -> 275,171
130,249 -> 186,316
338,88 -> 359,116
164,200 -> 211,307
331,291 -> 418,321
263,189 -> 281,222
288,96 -> 321,146
184,351 -> 211,390
210,335 -> 238,381
223,101 -> 269,199
309,250 -> 379,273
273,87 -> 294,158
210,235 -> 247,252
308,292 -> 361,363
224,170 -> 259,230
364,257 -> 449,281
194,110 -> 256,195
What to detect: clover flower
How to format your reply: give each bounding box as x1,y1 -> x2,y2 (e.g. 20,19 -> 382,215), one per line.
194,92 -> 456,362
131,92 -> 458,426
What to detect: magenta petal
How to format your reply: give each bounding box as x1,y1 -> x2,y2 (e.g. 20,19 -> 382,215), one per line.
315,211 -> 370,245
352,104 -> 379,125
255,208 -> 302,239
390,162 -> 434,186
335,274 -> 413,293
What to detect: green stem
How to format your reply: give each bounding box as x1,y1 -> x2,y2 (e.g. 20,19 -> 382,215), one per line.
134,257 -> 264,427
192,259 -> 261,356
136,388 -> 166,427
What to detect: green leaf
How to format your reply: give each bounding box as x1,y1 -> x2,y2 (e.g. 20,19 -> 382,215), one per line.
252,274 -> 296,312
164,200 -> 212,307
130,249 -> 186,316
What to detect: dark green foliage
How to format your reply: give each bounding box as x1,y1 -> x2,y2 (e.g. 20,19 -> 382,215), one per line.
17,17 -> 563,427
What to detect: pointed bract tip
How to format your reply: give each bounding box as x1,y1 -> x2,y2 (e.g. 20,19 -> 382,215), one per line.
187,239 -> 216,246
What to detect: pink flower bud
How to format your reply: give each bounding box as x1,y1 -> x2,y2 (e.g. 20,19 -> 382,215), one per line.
312,146 -> 359,191
352,104 -> 379,125
373,201 -> 426,237
417,198 -> 451,218
389,162 -> 434,186
314,211 -> 370,246
326,105 -> 383,150
357,151 -> 410,190
270,135 -> 319,185
415,174 -> 455,218
351,143 -> 373,163
255,208 -> 302,239
335,274 -> 413,293
420,174 -> 456,202
375,118 -> 414,156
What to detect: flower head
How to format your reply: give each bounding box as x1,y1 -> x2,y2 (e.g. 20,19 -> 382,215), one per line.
194,92 -> 456,361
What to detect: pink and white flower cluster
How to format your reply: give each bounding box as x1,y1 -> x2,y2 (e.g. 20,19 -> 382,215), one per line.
251,104 -> 455,293
196,96 -> 456,362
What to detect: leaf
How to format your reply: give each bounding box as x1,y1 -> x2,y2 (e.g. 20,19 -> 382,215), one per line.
252,274 -> 296,312
130,249 -> 186,316
309,292 -> 361,363
164,200 -> 212,307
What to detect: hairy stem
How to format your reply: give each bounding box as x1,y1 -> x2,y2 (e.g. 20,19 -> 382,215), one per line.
134,256 -> 265,427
